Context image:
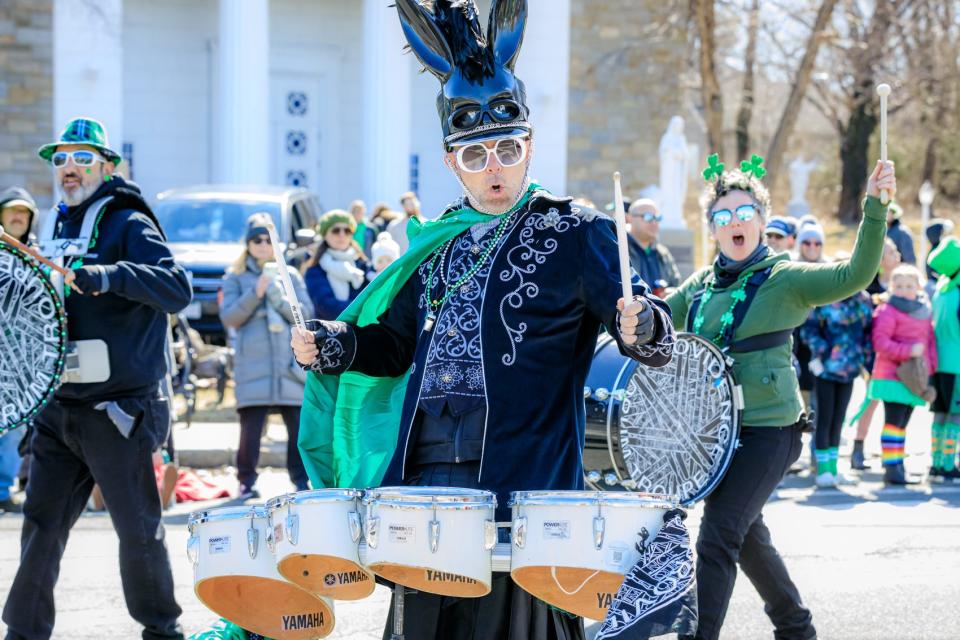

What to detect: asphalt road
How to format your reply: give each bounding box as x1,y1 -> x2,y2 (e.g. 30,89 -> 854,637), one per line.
2,469 -> 958,640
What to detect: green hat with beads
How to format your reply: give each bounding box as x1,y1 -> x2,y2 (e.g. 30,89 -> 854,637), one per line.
38,117 -> 123,165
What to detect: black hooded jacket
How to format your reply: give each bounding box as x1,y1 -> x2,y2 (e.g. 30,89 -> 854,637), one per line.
52,177 -> 192,402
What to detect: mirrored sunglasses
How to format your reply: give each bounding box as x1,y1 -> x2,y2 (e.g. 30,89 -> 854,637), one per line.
711,204 -> 757,227
51,150 -> 104,167
454,136 -> 528,173
632,212 -> 663,222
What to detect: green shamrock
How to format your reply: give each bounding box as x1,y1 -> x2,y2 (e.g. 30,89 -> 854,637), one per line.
702,154 -> 725,182
720,311 -> 734,325
731,288 -> 747,302
740,154 -> 766,179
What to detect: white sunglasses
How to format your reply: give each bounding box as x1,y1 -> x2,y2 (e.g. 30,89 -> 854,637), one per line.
453,136 -> 529,173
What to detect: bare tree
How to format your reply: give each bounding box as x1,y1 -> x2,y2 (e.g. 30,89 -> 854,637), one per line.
735,0 -> 760,161
693,0 -> 725,159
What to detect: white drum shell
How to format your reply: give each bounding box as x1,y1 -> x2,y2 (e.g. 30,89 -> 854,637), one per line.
190,508 -> 280,583
268,491 -> 363,569
510,492 -> 675,576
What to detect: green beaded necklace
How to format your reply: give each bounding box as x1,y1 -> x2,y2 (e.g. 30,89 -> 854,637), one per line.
423,211 -> 513,332
691,275 -> 749,346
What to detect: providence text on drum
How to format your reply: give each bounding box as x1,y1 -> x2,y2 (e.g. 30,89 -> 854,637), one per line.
509,491 -> 676,620
267,489 -> 375,600
188,506 -> 335,639
0,243 -> 67,432
583,332 -> 742,504
362,487 -> 497,597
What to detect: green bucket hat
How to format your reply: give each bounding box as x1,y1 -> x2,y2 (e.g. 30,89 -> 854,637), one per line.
317,210 -> 356,237
929,236 -> 960,281
38,117 -> 122,165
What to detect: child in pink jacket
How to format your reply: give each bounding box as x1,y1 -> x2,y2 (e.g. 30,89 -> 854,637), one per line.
869,265 -> 938,485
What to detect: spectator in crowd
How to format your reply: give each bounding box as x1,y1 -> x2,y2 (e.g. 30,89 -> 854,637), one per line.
626,198 -> 682,296
349,199 -> 376,255
0,427 -> 22,513
370,231 -> 400,278
764,215 -> 798,254
369,201 -> 399,233
387,191 -> 422,254
801,253 -> 873,488
886,202 -> 917,265
928,238 -> 960,480
851,237 -> 903,470
869,264 -> 937,485
0,186 -> 38,244
303,209 -> 372,320
220,213 -> 313,499
795,220 -> 826,403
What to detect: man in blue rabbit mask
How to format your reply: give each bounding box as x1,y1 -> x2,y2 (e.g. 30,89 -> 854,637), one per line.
292,2 -> 676,637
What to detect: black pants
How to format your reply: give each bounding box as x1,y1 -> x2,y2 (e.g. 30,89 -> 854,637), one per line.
884,401 -> 914,428
813,379 -> 854,450
381,462 -> 585,640
692,425 -> 815,640
236,405 -> 308,489
2,399 -> 183,640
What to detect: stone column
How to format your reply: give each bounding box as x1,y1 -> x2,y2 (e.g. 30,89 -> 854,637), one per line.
515,0 -> 571,195
362,0 -> 412,206
217,0 -> 269,184
53,0 -> 123,155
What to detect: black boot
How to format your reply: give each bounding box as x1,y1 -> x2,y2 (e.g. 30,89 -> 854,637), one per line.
851,440 -> 867,470
884,463 -> 917,485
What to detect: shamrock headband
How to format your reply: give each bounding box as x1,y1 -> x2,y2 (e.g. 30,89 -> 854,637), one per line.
701,152 -> 771,222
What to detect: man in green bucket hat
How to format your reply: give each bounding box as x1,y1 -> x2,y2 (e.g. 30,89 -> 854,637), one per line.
3,117 -> 191,640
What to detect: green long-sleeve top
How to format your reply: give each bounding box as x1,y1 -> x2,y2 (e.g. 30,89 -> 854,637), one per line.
666,196 -> 888,427
933,280 -> 960,375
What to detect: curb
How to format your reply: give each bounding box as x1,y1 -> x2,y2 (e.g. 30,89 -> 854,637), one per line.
176,443 -> 286,469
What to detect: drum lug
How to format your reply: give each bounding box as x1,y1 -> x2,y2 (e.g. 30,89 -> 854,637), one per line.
366,516 -> 380,549
612,389 -> 626,402
348,511 -> 362,544
513,516 -> 527,549
247,525 -> 259,560
483,520 -> 496,550
186,534 -> 199,566
266,525 -> 275,554
285,513 -> 300,546
593,515 -> 606,550
429,518 -> 440,554
594,387 -> 610,401
583,386 -> 592,399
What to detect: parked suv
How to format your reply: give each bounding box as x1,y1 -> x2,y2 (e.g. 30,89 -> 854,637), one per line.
155,185 -> 321,343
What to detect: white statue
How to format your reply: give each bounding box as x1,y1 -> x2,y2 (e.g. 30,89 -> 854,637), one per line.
789,156 -> 818,205
658,115 -> 689,229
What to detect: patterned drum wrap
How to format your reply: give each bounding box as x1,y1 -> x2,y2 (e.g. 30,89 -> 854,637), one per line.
583,332 -> 741,505
0,243 -> 67,432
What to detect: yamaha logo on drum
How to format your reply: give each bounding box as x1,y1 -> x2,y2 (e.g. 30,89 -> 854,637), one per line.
325,571 -> 370,586
324,574 -> 337,587
596,592 -> 614,609
425,570 -> 478,584
281,612 -> 324,630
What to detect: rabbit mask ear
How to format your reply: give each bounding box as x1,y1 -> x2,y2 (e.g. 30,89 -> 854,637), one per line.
396,0 -> 453,80
487,0 -> 527,71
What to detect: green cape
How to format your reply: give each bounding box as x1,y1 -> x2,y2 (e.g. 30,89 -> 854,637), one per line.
298,184 -> 541,489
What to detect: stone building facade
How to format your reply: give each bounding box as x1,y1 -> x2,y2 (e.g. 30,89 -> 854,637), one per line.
0,0 -> 53,206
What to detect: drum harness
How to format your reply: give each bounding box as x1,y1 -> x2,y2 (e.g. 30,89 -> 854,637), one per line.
686,266 -> 815,432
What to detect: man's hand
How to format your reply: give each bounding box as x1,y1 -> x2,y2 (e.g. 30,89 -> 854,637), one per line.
68,265 -> 106,296
618,297 -> 655,346
255,274 -> 271,299
291,326 -> 319,366
866,160 -> 897,200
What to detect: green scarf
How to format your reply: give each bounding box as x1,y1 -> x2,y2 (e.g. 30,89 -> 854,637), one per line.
298,184 -> 541,489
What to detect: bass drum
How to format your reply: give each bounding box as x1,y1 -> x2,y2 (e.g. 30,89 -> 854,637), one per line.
0,243 -> 67,432
583,332 -> 742,505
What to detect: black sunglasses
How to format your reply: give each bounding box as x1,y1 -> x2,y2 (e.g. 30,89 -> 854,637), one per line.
250,236 -> 271,245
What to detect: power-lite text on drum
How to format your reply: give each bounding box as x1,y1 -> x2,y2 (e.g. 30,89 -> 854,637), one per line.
187,506 -> 335,639
583,332 -> 743,505
0,243 -> 67,432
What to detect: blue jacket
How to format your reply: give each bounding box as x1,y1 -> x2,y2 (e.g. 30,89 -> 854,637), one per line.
304,258 -> 370,321
800,291 -> 874,383
339,193 -> 675,520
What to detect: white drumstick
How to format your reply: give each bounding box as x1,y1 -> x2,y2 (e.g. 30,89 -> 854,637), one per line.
265,222 -> 307,333
612,172 -> 633,305
877,83 -> 891,205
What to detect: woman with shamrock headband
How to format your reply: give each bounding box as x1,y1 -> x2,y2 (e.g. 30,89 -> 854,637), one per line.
668,153 -> 896,640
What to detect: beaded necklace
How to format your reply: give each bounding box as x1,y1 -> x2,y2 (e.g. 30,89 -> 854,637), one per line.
691,275 -> 749,346
422,211 -> 513,332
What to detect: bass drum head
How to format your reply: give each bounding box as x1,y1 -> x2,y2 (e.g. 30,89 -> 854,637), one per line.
583,332 -> 740,505
0,244 -> 67,432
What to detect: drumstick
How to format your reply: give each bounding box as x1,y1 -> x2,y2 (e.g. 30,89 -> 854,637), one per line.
877,83 -> 891,205
0,224 -> 83,293
612,172 -> 633,305
264,222 -> 308,333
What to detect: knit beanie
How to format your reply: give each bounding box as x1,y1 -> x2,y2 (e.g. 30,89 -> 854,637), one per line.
318,209 -> 356,237
244,212 -> 273,242
797,223 -> 825,245
372,232 -> 400,263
